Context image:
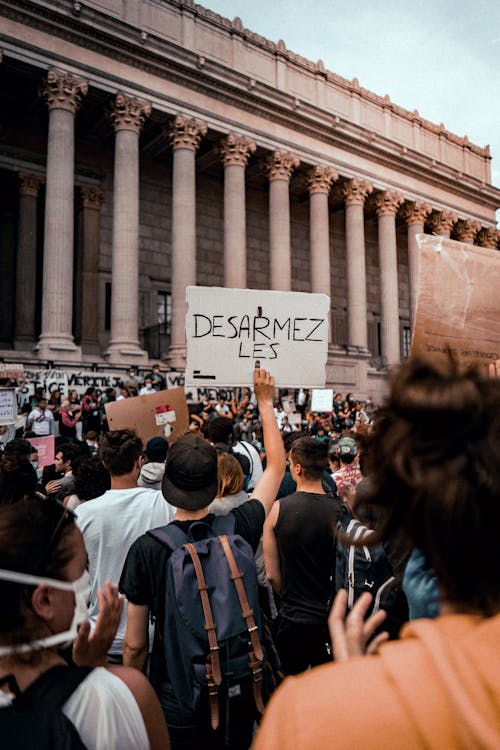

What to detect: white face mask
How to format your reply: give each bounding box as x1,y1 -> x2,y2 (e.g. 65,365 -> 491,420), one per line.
0,568 -> 90,656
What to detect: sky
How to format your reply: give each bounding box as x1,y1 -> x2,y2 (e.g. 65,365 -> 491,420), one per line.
204,0 -> 500,210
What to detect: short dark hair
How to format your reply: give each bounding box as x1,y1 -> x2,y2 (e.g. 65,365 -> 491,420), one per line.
289,437 -> 328,480
56,442 -> 87,466
0,455 -> 38,504
3,438 -> 32,459
99,430 -> 143,476
74,457 -> 111,502
208,417 -> 234,445
283,431 -> 304,453
363,354 -> 500,616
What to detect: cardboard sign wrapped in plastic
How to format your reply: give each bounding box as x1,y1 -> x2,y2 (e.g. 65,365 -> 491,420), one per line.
411,234 -> 500,369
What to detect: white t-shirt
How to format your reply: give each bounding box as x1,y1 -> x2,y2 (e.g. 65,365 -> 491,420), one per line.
28,407 -> 54,436
63,668 -> 149,749
76,487 -> 174,654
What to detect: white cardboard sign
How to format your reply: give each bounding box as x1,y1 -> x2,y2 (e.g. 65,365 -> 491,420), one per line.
311,389 -> 334,412
0,388 -> 18,425
185,287 -> 330,387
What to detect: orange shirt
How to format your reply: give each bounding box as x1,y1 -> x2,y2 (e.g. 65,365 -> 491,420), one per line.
254,614 -> 500,750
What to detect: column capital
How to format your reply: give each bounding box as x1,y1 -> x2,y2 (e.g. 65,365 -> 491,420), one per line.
19,172 -> 44,197
80,186 -> 104,210
454,218 -> 481,243
427,210 -> 458,236
305,164 -> 338,194
341,178 -> 373,206
401,200 -> 432,226
109,93 -> 151,133
374,190 -> 404,217
263,150 -> 300,181
476,227 -> 500,249
169,114 -> 207,150
39,68 -> 88,114
219,133 -> 256,166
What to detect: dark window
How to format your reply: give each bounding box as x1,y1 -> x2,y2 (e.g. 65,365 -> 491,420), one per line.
402,325 -> 412,360
157,290 -> 172,334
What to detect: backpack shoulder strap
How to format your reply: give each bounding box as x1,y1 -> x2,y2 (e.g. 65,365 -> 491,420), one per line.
147,523 -> 188,551
218,535 -> 265,714
184,542 -> 221,731
21,665 -> 92,708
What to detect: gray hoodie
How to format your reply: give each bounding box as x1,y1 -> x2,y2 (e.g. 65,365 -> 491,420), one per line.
138,461 -> 165,490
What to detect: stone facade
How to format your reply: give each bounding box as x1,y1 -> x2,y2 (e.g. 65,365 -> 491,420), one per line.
0,0 -> 498,397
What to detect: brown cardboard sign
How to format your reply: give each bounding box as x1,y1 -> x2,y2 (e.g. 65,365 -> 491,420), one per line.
411,234 -> 500,368
104,388 -> 190,445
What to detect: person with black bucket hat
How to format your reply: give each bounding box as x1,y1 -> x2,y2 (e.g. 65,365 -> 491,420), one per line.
120,368 -> 285,749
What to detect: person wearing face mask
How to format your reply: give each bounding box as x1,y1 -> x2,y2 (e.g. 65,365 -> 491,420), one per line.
0,495 -> 169,749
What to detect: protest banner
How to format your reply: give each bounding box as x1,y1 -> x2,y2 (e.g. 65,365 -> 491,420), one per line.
311,389 -> 334,413
0,364 -> 25,382
28,436 -> 55,468
0,389 -> 17,425
104,387 -> 189,445
22,369 -> 68,399
411,235 -> 500,368
185,286 -> 330,387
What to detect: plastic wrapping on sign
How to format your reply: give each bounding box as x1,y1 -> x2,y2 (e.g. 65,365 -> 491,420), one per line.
411,234 -> 500,368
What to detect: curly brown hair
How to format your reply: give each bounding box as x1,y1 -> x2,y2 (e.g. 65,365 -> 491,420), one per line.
362,354 -> 500,616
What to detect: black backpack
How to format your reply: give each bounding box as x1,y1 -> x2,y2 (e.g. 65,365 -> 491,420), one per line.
335,502 -> 401,621
148,514 -> 282,739
0,665 -> 92,749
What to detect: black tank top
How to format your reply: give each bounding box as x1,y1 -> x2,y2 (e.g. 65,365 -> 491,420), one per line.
274,491 -> 341,623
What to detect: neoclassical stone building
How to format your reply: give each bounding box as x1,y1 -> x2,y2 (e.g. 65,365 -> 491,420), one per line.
0,0 -> 499,396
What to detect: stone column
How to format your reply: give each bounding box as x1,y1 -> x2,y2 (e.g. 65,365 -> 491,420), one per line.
219,133 -> 256,288
168,115 -> 207,369
342,178 -> 373,352
80,187 -> 104,354
375,190 -> 404,366
306,165 -> 338,344
106,93 -> 151,363
427,210 -> 457,238
454,218 -> 481,245
15,173 -> 44,349
263,151 -> 300,291
476,227 -> 500,249
401,201 -> 431,326
37,69 -> 87,360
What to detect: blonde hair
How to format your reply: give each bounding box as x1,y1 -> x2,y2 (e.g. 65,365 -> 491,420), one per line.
217,452 -> 244,498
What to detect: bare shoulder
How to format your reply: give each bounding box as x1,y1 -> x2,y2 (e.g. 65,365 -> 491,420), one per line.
108,665 -> 154,705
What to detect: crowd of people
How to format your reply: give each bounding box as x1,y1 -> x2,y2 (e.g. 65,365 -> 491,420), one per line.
0,356 -> 498,749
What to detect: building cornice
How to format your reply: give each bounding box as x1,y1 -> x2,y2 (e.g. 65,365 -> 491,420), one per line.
0,0 -> 498,220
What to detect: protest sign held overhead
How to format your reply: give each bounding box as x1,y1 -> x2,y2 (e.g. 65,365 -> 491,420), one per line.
311,389 -> 334,413
185,286 -> 330,387
411,235 -> 500,368
104,388 -> 189,445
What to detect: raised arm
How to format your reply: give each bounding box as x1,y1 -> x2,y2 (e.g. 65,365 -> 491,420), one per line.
249,368 -> 285,516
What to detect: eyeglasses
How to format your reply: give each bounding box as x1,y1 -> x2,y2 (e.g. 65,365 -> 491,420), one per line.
35,500 -> 77,574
